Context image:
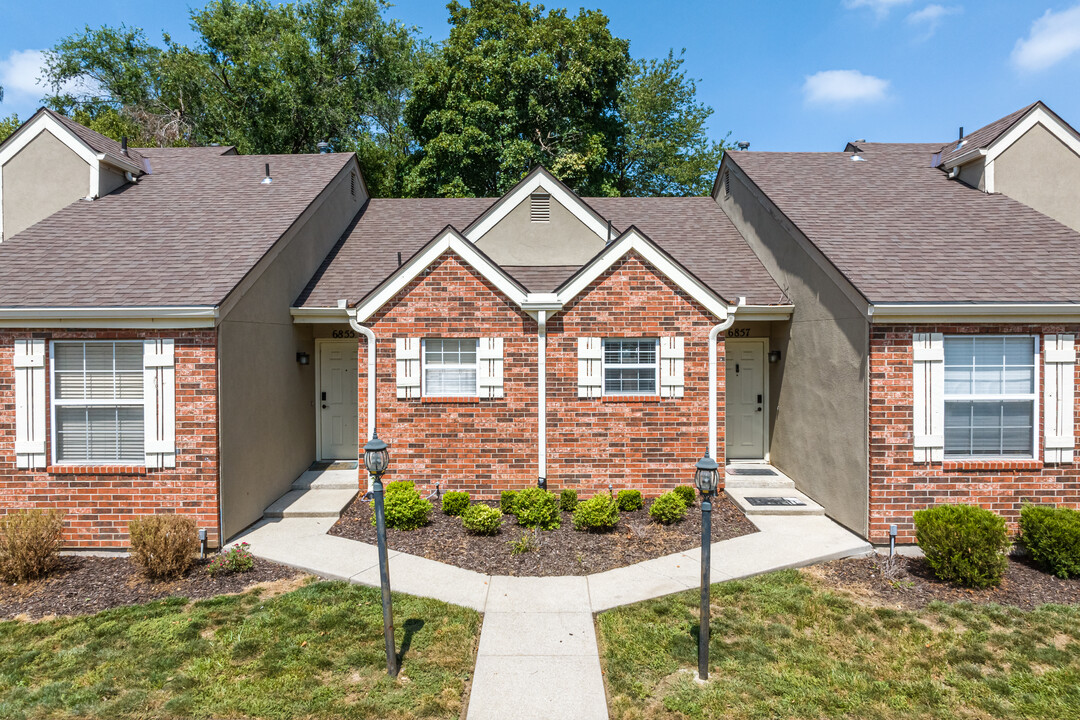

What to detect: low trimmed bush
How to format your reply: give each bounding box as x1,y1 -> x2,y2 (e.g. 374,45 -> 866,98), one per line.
1020,503 -> 1080,579
573,494 -> 620,531
914,504 -> 1009,588
129,514 -> 199,580
513,488 -> 561,530
441,491 -> 471,516
499,490 -> 519,516
462,504 -> 503,535
649,492 -> 688,525
372,481 -> 432,530
616,489 -> 643,512
0,509 -> 64,583
674,485 -> 697,508
559,488 -> 578,512
207,542 -> 255,577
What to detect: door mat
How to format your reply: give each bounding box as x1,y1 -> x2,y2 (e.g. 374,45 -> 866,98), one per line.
744,496 -> 806,507
310,461 -> 359,471
728,468 -> 779,476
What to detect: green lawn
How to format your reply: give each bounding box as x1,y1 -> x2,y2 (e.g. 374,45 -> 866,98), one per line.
0,580 -> 480,719
597,569 -> 1080,720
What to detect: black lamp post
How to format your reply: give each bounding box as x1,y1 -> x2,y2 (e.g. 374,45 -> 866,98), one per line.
694,452 -> 720,681
364,431 -> 397,677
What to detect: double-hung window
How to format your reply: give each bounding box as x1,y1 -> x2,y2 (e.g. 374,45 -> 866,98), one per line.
51,341 -> 145,464
423,338 -> 478,397
943,336 -> 1037,457
603,338 -> 658,395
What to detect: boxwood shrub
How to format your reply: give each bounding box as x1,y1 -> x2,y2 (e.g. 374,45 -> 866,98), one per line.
559,488 -> 578,512
372,481 -> 432,530
1020,503 -> 1080,579
0,508 -> 65,583
573,494 -> 620,531
441,491 -> 471,516
649,491 -> 688,525
499,490 -> 519,516
913,504 -> 1009,588
616,489 -> 643,512
462,504 -> 503,535
673,485 -> 697,507
513,488 -> 560,530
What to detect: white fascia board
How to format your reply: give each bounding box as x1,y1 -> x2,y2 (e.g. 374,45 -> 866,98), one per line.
291,307 -> 351,323
736,305 -> 795,321
941,147 -> 987,170
0,306 -> 219,328
555,229 -> 731,321
869,302 -> 1080,323
464,170 -> 611,242
353,228 -> 529,323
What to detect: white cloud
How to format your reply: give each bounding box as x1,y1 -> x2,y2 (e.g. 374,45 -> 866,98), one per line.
906,4 -> 961,40
843,0 -> 914,17
0,49 -> 50,97
1012,4 -> 1080,72
803,70 -> 890,105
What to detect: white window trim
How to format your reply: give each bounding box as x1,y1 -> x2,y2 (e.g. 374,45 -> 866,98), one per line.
49,340 -> 147,466
941,334 -> 1040,460
421,338 -> 481,398
602,338 -> 660,397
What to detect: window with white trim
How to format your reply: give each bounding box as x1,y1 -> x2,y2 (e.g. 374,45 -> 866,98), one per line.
422,338 -> 478,397
603,338 -> 658,395
943,336 -> 1037,457
51,341 -> 145,464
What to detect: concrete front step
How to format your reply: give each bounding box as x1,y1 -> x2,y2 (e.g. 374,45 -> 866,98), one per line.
724,486 -> 825,516
264,488 -> 358,518
290,468 -> 360,491
724,474 -> 795,489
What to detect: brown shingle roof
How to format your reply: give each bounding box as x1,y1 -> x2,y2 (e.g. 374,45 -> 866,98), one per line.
729,144 -> 1080,303
45,108 -> 146,171
0,150 -> 352,307
936,103 -> 1038,166
296,196 -> 786,307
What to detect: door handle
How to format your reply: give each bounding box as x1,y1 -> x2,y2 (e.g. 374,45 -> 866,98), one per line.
322,404 -> 328,409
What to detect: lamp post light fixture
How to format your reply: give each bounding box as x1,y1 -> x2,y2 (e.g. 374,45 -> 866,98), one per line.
694,452 -> 720,681
364,431 -> 397,677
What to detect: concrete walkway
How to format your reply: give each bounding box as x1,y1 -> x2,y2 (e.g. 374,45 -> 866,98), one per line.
235,473 -> 872,720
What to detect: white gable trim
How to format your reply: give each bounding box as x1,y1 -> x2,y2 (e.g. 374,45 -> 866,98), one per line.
555,228 -> 731,321
353,227 -> 530,322
983,106 -> 1080,194
464,168 -> 611,243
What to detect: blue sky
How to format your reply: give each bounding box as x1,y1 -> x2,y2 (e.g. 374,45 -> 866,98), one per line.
2,0 -> 1080,150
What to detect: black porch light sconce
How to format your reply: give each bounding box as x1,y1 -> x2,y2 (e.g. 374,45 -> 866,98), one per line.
768,350 -> 781,364
296,352 -> 310,365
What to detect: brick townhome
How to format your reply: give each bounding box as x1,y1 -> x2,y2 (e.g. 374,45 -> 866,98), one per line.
2,102 -> 1080,548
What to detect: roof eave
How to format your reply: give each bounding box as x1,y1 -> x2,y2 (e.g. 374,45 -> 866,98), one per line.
0,305 -> 219,328
869,302 -> 1080,323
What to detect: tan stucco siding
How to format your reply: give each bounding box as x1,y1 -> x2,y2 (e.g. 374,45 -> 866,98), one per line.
217,161 -> 367,539
1,129 -> 89,239
475,196 -> 605,265
995,123 -> 1080,232
717,165 -> 871,537
957,160 -> 985,191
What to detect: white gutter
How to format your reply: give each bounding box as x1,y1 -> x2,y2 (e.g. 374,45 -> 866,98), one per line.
347,309 -> 377,451
291,307 -> 351,323
0,306 -> 219,328
708,299 -> 742,460
869,302 -> 1080,323
537,310 -> 548,484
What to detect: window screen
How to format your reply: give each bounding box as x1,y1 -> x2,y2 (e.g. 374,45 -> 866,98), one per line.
603,339 -> 658,395
52,342 -> 144,463
423,338 -> 478,396
943,336 -> 1036,457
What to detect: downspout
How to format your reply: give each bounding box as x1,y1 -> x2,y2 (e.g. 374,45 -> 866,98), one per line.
537,310 -> 547,488
709,299 -> 742,459
348,310 -> 377,453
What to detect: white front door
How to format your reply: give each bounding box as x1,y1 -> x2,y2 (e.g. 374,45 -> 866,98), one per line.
726,340 -> 766,459
318,341 -> 359,460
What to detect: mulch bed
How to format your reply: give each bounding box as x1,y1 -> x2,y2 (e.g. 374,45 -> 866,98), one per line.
0,555 -> 303,620
330,493 -> 757,576
807,553 -> 1080,610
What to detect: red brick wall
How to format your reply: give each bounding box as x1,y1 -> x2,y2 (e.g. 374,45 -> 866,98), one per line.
0,329 -> 219,548
869,324 -> 1080,543
361,251 -> 723,498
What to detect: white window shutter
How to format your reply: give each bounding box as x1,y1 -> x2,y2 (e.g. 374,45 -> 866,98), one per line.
912,332 -> 944,463
396,338 -> 421,399
143,339 -> 176,469
477,337 -> 504,398
1044,334 -> 1075,464
659,337 -> 685,398
578,338 -> 602,398
14,339 -> 46,469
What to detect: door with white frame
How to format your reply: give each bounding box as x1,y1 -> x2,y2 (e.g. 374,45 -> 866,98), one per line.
317,340 -> 359,460
725,339 -> 767,460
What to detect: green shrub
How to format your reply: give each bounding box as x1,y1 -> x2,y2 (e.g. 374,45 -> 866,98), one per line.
616,489 -> 643,512
499,490 -> 519,516
559,488 -> 578,512
674,485 -> 697,507
129,514 -> 199,580
914,504 -> 1009,588
372,482 -> 432,530
441,491 -> 471,516
1020,504 -> 1080,579
207,542 -> 255,577
649,492 -> 688,525
573,494 -> 620,531
461,504 -> 503,535
0,509 -> 64,582
513,488 -> 561,530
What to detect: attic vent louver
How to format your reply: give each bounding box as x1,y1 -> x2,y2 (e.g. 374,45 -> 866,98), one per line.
350,172 -> 357,198
530,193 -> 550,223
723,170 -> 731,197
